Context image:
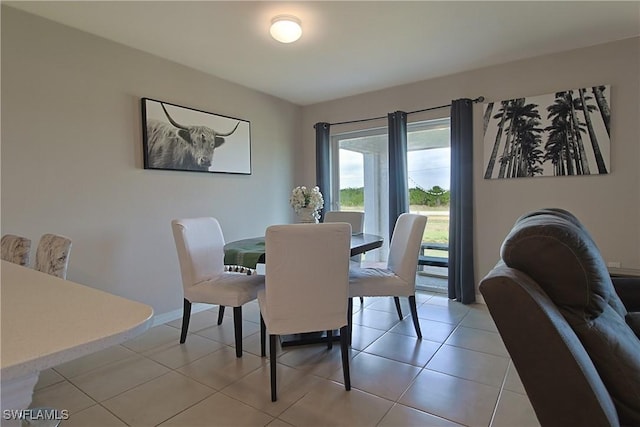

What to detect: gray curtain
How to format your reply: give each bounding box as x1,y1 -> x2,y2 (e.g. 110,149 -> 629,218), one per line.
388,111 -> 409,239
315,122 -> 331,221
448,99 -> 476,303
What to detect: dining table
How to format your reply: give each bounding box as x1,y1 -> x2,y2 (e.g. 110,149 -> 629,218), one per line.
0,261 -> 153,421
224,232 -> 384,270
224,232 -> 384,347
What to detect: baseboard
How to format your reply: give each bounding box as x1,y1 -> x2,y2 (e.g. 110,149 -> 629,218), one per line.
416,284 -> 448,294
151,303 -> 212,327
608,266 -> 640,277
416,285 -> 485,305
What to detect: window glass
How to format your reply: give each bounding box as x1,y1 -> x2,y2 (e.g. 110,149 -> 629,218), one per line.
331,118 -> 450,269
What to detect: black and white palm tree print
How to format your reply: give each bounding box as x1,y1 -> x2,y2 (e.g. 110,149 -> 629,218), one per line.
483,85 -> 610,179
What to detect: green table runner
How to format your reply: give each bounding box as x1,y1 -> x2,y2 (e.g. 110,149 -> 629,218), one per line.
224,237 -> 266,269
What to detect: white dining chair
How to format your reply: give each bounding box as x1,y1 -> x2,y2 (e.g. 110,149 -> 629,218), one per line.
171,217 -> 265,357
1,234 -> 32,267
216,265 -> 258,325
324,210 -> 364,261
324,210 -> 365,305
324,211 -> 364,234
348,213 -> 427,339
35,233 -> 72,279
258,223 -> 352,401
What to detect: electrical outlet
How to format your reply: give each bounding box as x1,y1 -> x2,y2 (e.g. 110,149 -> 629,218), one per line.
607,261 -> 621,268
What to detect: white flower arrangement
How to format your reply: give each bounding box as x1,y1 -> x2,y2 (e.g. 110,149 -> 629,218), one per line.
290,186 -> 324,218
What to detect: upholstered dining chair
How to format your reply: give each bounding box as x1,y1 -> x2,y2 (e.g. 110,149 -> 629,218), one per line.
348,213 -> 427,339
35,233 -> 72,279
324,210 -> 366,304
324,210 -> 364,263
171,217 -> 264,358
1,234 -> 32,266
216,265 -> 258,325
259,223 -> 352,401
324,211 -> 364,233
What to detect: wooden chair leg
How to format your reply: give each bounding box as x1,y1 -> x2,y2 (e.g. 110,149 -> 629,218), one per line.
270,334 -> 278,402
180,299 -> 192,344
217,305 -> 225,325
394,297 -> 403,320
340,325 -> 351,391
260,315 -> 266,357
327,330 -> 333,350
408,295 -> 422,339
233,306 -> 243,357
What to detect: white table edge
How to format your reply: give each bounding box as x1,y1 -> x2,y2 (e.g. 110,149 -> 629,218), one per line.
0,312 -> 153,381
1,261 -> 154,414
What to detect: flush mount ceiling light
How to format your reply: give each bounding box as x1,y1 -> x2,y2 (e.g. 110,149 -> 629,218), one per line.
270,15 -> 302,43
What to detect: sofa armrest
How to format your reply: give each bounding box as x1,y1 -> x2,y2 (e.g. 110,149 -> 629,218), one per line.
611,277 -> 640,312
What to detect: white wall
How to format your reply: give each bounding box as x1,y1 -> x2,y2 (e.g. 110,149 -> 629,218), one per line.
3,7 -> 638,311
301,37 -> 640,289
1,7 -> 301,317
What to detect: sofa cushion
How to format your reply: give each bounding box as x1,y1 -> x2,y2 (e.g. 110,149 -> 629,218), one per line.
515,208 -> 632,317
503,214 -> 617,319
501,213 -> 640,425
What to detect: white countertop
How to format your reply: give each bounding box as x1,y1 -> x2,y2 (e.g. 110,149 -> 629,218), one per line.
1,261 -> 153,381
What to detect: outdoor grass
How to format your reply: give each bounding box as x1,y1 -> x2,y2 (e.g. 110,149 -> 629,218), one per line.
342,205 -> 450,252
411,206 -> 449,256
422,216 -> 449,243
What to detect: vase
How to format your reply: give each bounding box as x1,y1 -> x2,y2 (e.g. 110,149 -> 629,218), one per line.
297,207 -> 318,223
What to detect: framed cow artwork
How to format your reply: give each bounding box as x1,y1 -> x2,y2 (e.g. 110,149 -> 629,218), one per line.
141,98 -> 251,174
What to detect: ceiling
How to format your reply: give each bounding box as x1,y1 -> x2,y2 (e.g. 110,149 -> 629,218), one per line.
6,1 -> 640,106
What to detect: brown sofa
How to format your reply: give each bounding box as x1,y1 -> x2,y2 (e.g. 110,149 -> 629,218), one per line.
480,208 -> 640,427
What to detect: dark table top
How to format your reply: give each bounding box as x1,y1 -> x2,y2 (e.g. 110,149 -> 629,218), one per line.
224,233 -> 383,269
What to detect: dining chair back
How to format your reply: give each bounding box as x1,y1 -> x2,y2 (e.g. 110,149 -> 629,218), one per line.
324,211 -> 364,234
1,234 -> 32,266
259,222 -> 352,401
171,217 -> 264,357
348,213 -> 427,338
324,210 -> 366,304
387,213 -> 428,285
325,209 -> 364,264
35,233 -> 72,279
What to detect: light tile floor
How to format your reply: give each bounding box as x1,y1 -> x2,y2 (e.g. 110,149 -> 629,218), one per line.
31,290 -> 541,426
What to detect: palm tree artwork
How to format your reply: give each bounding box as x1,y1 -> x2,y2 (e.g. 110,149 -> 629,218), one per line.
483,85 -> 610,179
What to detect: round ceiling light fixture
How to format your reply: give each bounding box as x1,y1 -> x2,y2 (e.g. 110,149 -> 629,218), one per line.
270,15 -> 302,43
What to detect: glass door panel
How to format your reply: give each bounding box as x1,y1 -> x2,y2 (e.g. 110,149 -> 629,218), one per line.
332,129 -> 388,263
408,118 -> 450,288
330,118 -> 451,272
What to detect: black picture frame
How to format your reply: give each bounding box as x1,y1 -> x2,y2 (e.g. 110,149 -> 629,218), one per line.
141,98 -> 251,174
482,85 -> 610,179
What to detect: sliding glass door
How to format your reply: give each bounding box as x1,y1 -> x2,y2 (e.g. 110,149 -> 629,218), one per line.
331,128 -> 389,263
407,119 -> 451,286
331,118 -> 451,269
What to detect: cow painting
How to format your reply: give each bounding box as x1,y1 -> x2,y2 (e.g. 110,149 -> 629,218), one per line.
144,103 -> 240,171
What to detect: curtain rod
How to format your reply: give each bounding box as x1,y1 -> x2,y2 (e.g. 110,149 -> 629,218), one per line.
329,96 -> 485,127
